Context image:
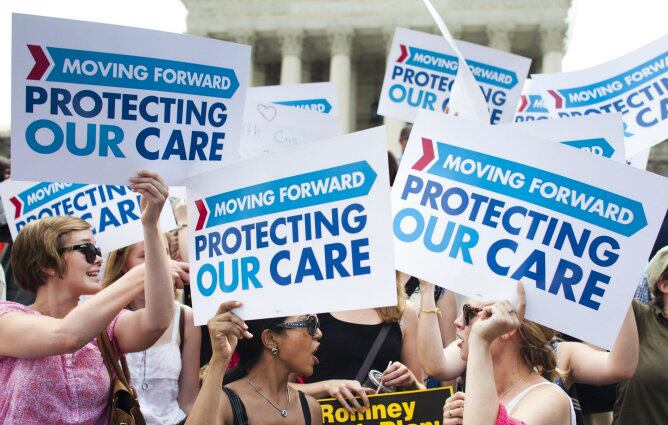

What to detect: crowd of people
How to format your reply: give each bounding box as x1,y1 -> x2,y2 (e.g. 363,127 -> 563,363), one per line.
0,133 -> 666,425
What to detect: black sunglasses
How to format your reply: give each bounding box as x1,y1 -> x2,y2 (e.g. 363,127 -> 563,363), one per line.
60,243 -> 102,264
463,303 -> 483,326
274,315 -> 320,336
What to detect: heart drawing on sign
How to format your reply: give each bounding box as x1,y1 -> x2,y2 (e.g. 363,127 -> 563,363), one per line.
257,104 -> 277,121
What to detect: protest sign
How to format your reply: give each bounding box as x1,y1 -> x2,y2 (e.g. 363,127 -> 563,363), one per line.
239,99 -> 340,160
319,387 -> 453,425
248,82 -> 338,115
0,179 -> 177,252
514,80 -> 551,122
392,110 -> 668,348
12,14 -> 250,185
378,27 -> 531,125
502,113 -> 626,162
531,34 -> 668,158
186,127 -> 395,324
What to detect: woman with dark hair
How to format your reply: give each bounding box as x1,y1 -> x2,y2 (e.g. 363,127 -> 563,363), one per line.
187,301 -> 323,425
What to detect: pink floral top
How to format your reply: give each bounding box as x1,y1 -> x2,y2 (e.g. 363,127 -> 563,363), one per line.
0,301 -> 125,424
497,404 -> 528,425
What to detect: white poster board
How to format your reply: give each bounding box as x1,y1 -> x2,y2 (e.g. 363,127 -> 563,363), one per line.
0,180 -> 176,252
531,34 -> 668,158
186,127 -> 396,324
378,28 -> 531,125
239,99 -> 340,160
247,83 -> 338,115
502,113 -> 626,162
392,110 -> 668,348
12,14 -> 250,185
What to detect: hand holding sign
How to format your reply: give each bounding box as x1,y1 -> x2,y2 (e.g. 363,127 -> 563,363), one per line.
380,361 -> 420,389
443,391 -> 465,425
129,170 -> 169,226
207,301 -> 253,361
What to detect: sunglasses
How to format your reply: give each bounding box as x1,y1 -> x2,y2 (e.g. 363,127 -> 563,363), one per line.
60,243 -> 102,264
274,315 -> 320,336
463,304 -> 483,326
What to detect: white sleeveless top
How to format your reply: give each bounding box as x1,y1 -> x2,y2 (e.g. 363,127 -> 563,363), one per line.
505,381 -> 576,425
126,303 -> 186,425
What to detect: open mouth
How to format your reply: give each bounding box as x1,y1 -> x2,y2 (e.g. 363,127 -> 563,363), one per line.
312,345 -> 320,365
456,334 -> 464,348
86,271 -> 99,278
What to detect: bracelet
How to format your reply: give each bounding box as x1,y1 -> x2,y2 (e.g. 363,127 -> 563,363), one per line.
177,223 -> 188,230
420,307 -> 441,316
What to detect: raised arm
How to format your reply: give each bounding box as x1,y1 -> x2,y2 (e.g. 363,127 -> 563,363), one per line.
114,171 -> 188,353
556,303 -> 638,387
186,301 -> 252,425
0,266 -> 144,358
178,306 -> 202,414
417,279 -> 466,380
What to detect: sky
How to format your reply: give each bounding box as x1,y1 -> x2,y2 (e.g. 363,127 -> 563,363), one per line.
2,0 -> 667,131
0,0 -> 188,131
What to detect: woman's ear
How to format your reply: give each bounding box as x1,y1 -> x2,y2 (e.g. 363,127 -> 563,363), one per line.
41,267 -> 56,278
658,279 -> 668,294
260,329 -> 278,350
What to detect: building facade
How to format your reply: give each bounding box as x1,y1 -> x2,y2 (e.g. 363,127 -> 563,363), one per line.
183,0 -> 667,175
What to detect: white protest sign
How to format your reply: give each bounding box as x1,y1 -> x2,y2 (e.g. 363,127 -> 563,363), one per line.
12,14 -> 250,186
186,127 -> 396,324
502,113 -> 626,162
531,34 -> 668,159
248,83 -> 338,115
392,110 -> 668,348
239,99 -> 340,160
513,79 -> 551,122
378,27 -> 531,125
0,180 -> 176,252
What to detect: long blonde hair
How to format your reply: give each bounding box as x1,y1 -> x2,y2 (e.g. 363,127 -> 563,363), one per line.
517,320 -> 561,382
375,271 -> 408,323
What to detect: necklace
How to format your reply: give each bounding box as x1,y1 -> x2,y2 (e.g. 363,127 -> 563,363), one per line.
499,370 -> 532,401
141,351 -> 149,390
246,377 -> 290,417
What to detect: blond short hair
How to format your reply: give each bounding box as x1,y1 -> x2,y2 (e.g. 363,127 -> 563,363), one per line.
12,216 -> 91,293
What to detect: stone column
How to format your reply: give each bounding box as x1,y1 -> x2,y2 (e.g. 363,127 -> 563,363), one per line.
328,28 -> 353,133
486,24 -> 514,52
540,24 -> 565,73
382,26 -> 405,157
232,30 -> 257,86
279,29 -> 303,85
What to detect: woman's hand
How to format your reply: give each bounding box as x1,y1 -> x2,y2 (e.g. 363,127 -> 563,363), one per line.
443,391 -> 465,425
324,380 -> 373,415
471,282 -> 526,343
168,260 -> 190,289
129,170 -> 169,226
207,301 -> 252,361
381,361 -> 419,389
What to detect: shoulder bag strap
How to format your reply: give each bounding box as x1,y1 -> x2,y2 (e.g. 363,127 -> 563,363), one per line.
97,331 -> 132,390
354,323 -> 392,383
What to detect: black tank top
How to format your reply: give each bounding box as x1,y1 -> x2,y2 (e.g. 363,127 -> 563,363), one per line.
308,313 -> 403,383
222,387 -> 311,425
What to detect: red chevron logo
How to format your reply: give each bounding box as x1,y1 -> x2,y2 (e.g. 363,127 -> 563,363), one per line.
518,95 -> 528,112
547,90 -> 563,109
412,138 -> 436,171
10,197 -> 22,219
195,199 -> 208,231
27,45 -> 50,80
397,44 -> 408,63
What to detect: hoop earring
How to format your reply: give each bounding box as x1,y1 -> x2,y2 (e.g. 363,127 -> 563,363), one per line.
271,346 -> 279,356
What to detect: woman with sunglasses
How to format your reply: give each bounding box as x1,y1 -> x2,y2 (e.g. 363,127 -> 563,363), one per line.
417,279 -> 638,425
187,301 -> 323,425
0,171 -> 189,424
